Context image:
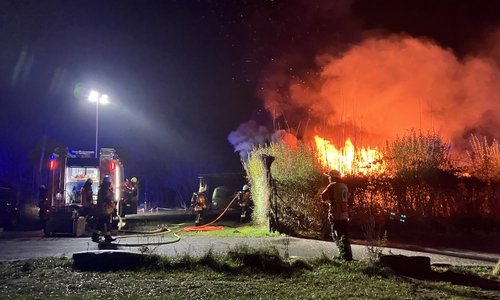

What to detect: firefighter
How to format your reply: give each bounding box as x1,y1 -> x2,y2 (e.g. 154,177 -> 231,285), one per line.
38,185 -> 48,224
123,179 -> 133,202
237,184 -> 253,223
130,177 -> 139,201
80,178 -> 94,218
121,179 -> 133,216
321,170 -> 353,261
191,186 -> 208,226
92,176 -> 116,243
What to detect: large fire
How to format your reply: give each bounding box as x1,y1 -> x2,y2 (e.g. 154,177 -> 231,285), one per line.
314,136 -> 385,175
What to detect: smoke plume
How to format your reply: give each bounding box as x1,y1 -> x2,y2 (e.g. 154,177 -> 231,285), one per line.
257,33 -> 500,150
228,120 -> 298,161
228,2 -> 500,159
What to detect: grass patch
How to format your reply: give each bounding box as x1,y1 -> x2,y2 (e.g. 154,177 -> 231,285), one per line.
1,247 -> 499,300
179,223 -> 282,237
126,220 -> 282,238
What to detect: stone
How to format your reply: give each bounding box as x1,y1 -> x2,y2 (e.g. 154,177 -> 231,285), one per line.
73,250 -> 146,271
380,254 -> 431,278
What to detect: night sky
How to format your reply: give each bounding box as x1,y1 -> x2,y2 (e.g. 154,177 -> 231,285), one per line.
1,0 -> 500,185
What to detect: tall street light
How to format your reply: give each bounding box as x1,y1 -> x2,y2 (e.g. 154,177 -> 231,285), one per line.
88,91 -> 109,158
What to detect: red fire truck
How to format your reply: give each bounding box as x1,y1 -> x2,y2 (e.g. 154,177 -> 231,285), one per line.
44,147 -> 134,236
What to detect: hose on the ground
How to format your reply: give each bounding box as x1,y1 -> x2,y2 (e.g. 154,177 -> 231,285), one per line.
97,194 -> 240,246
92,224 -> 181,247
94,218 -> 181,247
175,194 -> 239,233
114,228 -> 181,247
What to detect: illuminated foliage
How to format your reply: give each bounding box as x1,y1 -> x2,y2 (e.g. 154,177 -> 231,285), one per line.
384,129 -> 453,178
467,135 -> 500,181
244,141 -> 327,236
245,131 -> 500,237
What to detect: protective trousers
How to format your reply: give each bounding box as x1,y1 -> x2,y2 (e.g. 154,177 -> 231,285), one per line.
331,220 -> 353,261
195,209 -> 207,225
93,214 -> 113,242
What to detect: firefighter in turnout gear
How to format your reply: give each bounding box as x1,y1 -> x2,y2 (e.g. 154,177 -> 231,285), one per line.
92,176 -> 116,243
80,178 -> 94,218
237,184 -> 253,223
321,170 -> 353,261
122,179 -> 133,203
130,177 -> 139,201
191,186 -> 208,226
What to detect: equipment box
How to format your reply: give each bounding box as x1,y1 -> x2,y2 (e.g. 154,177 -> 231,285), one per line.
44,206 -> 86,237
72,216 -> 86,237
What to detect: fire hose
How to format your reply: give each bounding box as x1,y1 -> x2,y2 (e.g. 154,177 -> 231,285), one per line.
93,194 -> 239,246
90,214 -> 180,247
175,194 -> 239,233
98,224 -> 182,247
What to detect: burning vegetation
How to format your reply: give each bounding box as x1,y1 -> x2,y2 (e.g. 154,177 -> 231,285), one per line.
243,131 -> 500,239
314,136 -> 385,175
229,30 -> 500,238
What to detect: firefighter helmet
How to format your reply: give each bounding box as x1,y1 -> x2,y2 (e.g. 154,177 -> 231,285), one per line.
325,170 -> 341,178
242,184 -> 250,191
102,175 -> 112,184
131,177 -> 138,183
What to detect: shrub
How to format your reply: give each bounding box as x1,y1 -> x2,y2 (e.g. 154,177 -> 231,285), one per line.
245,141 -> 327,236
467,135 -> 500,182
244,131 -> 500,239
384,129 -> 453,178
493,260 -> 500,277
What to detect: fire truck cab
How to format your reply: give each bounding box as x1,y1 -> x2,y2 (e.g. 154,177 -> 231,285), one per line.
45,147 -> 132,236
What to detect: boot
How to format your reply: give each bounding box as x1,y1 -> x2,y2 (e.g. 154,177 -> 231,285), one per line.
91,232 -> 101,242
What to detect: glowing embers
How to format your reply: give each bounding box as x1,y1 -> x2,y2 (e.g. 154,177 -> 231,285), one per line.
314,136 -> 385,175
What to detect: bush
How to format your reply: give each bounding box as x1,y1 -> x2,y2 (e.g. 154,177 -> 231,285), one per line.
493,260 -> 500,277
245,141 -> 328,236
467,135 -> 500,181
244,131 -> 500,239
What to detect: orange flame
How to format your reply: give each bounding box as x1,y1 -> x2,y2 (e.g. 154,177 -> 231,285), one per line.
314,136 -> 385,175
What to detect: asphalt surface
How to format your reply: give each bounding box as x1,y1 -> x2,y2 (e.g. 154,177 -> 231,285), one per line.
0,209 -> 499,266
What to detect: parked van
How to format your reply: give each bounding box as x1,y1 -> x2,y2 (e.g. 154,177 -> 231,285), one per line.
211,186 -> 240,210
196,173 -> 246,211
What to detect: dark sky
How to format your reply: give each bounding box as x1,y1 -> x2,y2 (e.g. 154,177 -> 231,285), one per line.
1,0 -> 500,182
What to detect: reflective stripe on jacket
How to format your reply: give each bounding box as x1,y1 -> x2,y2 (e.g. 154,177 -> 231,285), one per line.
322,182 -> 349,221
